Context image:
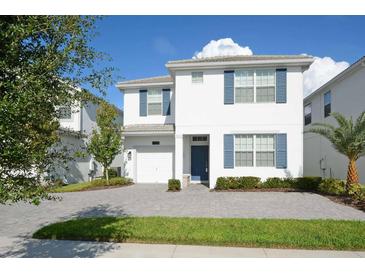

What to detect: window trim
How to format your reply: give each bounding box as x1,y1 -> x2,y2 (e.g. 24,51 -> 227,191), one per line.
324,91 -> 331,118
234,69 -> 276,104
58,106 -> 72,120
234,134 -> 276,167
147,89 -> 162,116
191,71 -> 204,84
304,103 -> 312,125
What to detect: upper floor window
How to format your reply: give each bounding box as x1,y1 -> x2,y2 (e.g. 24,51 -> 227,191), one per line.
234,69 -> 275,103
58,106 -> 72,119
147,89 -> 162,115
324,91 -> 331,117
304,103 -> 312,125
235,70 -> 254,103
256,70 -> 275,103
192,72 -> 203,84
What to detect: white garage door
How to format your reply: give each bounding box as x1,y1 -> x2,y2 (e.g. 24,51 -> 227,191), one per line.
136,146 -> 173,183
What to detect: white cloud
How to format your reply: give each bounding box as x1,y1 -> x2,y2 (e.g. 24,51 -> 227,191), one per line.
193,38 -> 253,59
303,56 -> 349,96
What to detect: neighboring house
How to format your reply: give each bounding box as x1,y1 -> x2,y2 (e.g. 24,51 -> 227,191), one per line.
117,55 -> 314,189
303,56 -> 365,183
51,99 -> 124,183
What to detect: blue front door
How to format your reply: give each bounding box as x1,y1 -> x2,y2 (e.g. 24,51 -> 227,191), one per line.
191,146 -> 209,181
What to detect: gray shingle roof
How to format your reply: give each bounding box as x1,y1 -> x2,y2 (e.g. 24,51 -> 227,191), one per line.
117,75 -> 172,86
123,124 -> 175,133
167,55 -> 312,65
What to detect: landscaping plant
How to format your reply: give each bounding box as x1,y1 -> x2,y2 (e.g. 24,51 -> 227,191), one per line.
168,179 -> 181,191
0,16 -> 114,205
87,102 -> 123,183
318,178 -> 346,195
307,111 -> 365,190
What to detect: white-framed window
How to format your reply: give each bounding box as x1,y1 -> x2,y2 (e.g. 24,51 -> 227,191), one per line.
304,103 -> 312,125
147,89 -> 162,115
58,106 -> 72,119
234,134 -> 275,167
256,70 -> 275,102
235,70 -> 254,103
235,134 -> 254,167
324,91 -> 331,118
192,72 -> 203,84
255,134 -> 275,167
234,69 -> 276,103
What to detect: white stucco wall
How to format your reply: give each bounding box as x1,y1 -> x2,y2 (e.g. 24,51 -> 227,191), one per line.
54,100 -> 124,183
59,103 -> 82,132
123,86 -> 175,126
174,67 -> 305,188
304,65 -> 365,183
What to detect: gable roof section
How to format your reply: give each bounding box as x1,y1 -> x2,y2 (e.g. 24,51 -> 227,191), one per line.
304,55 -> 365,102
116,75 -> 173,89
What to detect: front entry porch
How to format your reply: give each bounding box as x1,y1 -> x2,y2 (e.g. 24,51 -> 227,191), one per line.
177,134 -> 210,188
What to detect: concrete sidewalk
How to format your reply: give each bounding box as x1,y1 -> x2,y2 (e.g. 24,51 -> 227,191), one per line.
1,237 -> 365,258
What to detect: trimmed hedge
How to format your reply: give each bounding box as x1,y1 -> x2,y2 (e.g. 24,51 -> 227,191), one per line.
215,176 -> 324,191
215,176 -> 261,190
293,177 -> 322,191
168,179 -> 181,191
318,178 -> 346,195
52,176 -> 133,192
261,177 -> 293,189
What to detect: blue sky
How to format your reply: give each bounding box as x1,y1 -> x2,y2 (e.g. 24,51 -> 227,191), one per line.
90,16 -> 365,109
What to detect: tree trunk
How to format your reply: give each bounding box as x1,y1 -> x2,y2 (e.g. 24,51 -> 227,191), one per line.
105,166 -> 109,183
347,158 -> 359,186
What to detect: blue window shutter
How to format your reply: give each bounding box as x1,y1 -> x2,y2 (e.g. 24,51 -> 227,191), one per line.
139,90 -> 147,116
162,89 -> 171,116
276,133 -> 287,169
224,134 -> 234,169
276,68 -> 287,103
224,70 -> 234,104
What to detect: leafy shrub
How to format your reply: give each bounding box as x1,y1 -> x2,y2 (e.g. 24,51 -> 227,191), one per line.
92,176 -> 132,187
318,178 -> 346,195
347,183 -> 362,196
168,179 -> 181,191
215,177 -> 234,190
104,168 -> 118,179
293,177 -> 322,191
215,176 -> 260,190
354,188 -> 365,202
261,177 -> 293,188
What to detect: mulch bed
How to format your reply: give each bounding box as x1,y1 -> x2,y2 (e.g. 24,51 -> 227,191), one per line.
323,194 -> 365,212
213,188 -> 307,193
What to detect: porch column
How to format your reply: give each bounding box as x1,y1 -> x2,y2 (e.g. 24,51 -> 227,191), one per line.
174,134 -> 184,187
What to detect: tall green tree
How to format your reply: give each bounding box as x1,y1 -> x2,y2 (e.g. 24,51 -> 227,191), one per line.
306,111 -> 365,188
0,16 -> 114,204
87,102 -> 122,183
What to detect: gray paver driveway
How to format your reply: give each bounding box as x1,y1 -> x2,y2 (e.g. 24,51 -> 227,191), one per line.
1,184 -> 365,238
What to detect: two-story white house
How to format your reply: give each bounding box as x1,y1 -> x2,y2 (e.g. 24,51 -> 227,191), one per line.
304,56 -> 365,183
52,98 -> 124,183
117,55 -> 314,189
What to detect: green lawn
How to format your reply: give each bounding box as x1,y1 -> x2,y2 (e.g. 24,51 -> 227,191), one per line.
33,216 -> 365,250
52,177 -> 132,193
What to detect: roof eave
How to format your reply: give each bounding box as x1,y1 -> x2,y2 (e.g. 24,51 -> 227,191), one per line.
166,58 -> 314,71
116,81 -> 174,90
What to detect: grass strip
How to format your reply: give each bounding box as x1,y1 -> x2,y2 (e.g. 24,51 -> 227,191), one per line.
33,216 -> 365,250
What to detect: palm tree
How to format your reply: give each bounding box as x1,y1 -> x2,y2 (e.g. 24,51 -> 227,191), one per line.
306,111 -> 365,188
